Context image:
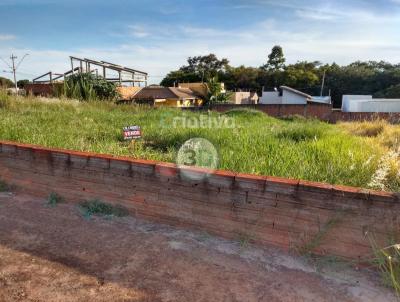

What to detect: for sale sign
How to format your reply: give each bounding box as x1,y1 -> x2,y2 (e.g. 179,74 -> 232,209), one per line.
123,125 -> 142,140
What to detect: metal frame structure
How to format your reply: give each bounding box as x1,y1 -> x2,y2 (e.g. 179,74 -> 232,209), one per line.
33,56 -> 148,87
32,67 -> 81,84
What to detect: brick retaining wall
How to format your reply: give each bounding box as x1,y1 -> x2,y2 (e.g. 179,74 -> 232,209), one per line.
0,141 -> 399,260
330,110 -> 400,123
210,103 -> 332,120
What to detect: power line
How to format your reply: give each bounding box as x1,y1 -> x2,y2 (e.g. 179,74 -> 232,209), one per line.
0,53 -> 29,90
0,57 -> 12,69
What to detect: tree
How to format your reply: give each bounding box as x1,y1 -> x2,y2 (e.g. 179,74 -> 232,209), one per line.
259,46 -> 286,88
282,61 -> 320,89
0,76 -> 14,88
182,54 -> 229,80
374,84 -> 400,98
17,79 -> 30,89
224,66 -> 261,92
204,76 -> 231,106
264,45 -> 285,71
160,70 -> 201,87
160,51 -> 400,108
160,54 -> 230,86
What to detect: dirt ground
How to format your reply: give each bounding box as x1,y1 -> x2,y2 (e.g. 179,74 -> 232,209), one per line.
0,191 -> 397,302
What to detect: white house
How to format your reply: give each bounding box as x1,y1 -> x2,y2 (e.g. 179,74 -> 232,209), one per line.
342,95 -> 400,112
229,91 -> 259,104
259,86 -> 331,105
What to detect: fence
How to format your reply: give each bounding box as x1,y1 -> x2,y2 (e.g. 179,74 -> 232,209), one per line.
0,140 -> 399,260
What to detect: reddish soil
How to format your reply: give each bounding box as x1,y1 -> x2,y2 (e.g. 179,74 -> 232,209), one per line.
0,192 -> 396,302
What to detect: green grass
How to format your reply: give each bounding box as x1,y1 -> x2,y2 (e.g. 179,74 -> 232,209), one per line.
0,178 -> 9,192
47,192 -> 63,207
79,199 -> 129,217
298,213 -> 343,255
0,91 -> 398,190
370,238 -> 400,298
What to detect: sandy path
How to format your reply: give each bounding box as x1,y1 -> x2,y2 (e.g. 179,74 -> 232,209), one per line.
0,192 -> 396,302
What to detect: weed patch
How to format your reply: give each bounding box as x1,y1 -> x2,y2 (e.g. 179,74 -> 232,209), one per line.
237,232 -> 253,250
79,199 -> 129,218
370,238 -> 400,298
303,254 -> 353,274
0,178 -> 10,192
298,213 -> 342,255
47,192 -> 63,207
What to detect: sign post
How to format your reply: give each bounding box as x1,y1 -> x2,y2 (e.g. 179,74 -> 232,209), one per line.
123,125 -> 142,153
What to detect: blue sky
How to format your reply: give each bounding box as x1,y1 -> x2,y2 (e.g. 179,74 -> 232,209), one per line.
1,0 -> 400,84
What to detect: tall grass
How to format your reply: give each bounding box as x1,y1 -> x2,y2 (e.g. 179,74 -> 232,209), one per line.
0,92 -> 398,190
370,237 -> 400,298
339,120 -> 400,191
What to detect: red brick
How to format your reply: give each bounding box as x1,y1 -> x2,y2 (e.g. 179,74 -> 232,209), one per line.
0,140 -> 399,260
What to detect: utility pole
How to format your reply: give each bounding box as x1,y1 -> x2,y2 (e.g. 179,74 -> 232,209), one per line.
1,53 -> 29,92
320,70 -> 326,97
10,54 -> 18,91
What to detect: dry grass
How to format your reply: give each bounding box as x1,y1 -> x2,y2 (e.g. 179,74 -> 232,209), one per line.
339,120 -> 400,191
340,120 -> 387,137
370,237 -> 400,298
339,120 -> 400,148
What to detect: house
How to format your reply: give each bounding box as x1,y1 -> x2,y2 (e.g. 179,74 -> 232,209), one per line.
259,86 -> 331,105
177,82 -> 209,98
342,95 -> 400,112
177,82 -> 227,97
229,91 -> 259,104
117,86 -> 143,100
129,86 -> 204,107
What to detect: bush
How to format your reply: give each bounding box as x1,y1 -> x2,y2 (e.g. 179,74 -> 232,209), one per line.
47,192 -> 63,207
80,199 -> 129,217
63,73 -> 118,101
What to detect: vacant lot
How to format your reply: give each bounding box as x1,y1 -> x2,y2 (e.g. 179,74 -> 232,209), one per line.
0,92 -> 399,190
0,191 -> 397,302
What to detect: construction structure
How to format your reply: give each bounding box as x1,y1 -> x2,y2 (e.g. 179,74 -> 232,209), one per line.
32,56 -> 148,86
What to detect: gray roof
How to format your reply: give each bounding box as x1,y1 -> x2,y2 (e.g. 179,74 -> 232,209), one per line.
280,86 -> 312,99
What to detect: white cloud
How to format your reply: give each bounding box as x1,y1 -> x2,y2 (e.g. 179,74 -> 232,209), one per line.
128,25 -> 150,38
0,34 -> 16,41
295,9 -> 341,21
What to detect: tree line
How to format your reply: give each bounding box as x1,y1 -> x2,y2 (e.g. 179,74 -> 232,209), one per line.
0,77 -> 29,89
160,46 -> 400,108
